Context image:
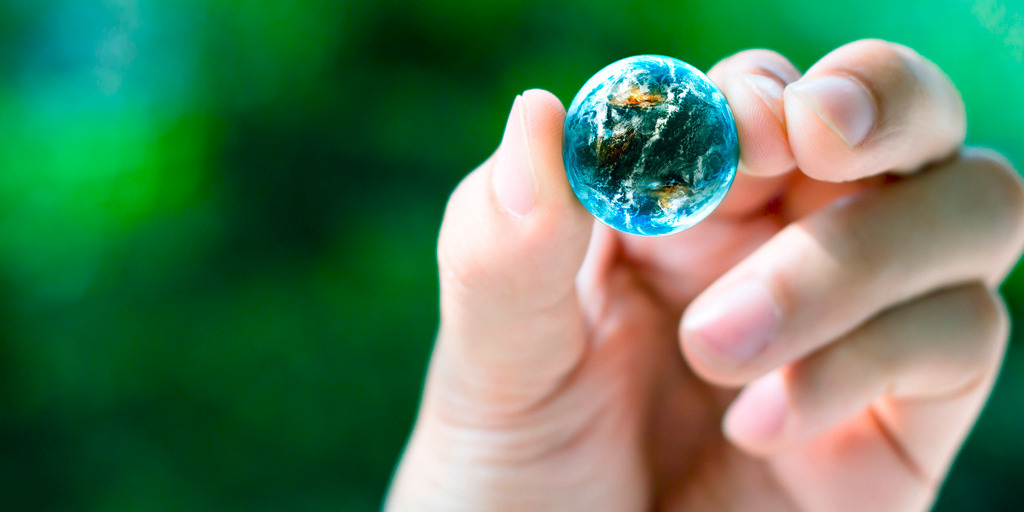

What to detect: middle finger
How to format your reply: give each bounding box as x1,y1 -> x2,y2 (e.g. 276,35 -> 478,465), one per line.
679,149 -> 1024,386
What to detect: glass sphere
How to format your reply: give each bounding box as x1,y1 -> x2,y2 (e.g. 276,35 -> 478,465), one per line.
563,55 -> 739,236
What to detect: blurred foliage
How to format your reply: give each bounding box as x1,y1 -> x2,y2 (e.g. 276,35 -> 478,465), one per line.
0,0 -> 1023,510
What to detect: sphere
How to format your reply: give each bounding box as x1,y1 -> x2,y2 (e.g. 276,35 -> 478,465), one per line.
563,55 -> 739,236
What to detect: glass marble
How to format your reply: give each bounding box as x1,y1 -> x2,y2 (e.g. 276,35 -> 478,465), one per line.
563,55 -> 739,236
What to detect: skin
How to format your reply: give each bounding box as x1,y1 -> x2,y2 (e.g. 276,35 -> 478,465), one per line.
384,40 -> 1024,512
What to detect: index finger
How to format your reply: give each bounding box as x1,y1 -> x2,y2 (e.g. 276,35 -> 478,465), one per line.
784,39 -> 966,182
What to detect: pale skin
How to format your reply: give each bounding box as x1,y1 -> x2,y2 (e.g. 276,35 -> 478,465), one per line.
385,40 -> 1024,511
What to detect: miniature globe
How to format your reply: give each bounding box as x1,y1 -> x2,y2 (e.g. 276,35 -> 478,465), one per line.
563,55 -> 739,236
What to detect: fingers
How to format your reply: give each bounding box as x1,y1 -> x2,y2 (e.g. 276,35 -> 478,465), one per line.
706,49 -> 801,217
609,49 -> 804,311
785,39 -> 966,181
433,89 -> 594,412
681,149 -> 1024,387
707,49 -> 802,178
723,284 -> 1007,465
708,40 -> 966,216
753,285 -> 1008,512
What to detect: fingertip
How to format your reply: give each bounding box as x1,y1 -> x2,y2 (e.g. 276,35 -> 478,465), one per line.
785,39 -> 967,181
679,279 -> 781,387
679,330 -> 755,389
706,49 -> 801,216
519,88 -> 590,222
733,71 -> 797,178
723,371 -> 790,456
789,74 -> 878,149
708,52 -> 800,179
742,73 -> 786,124
439,91 -> 592,313
783,75 -> 883,182
435,92 -> 595,392
522,88 -> 566,118
492,94 -> 537,217
708,48 -> 803,85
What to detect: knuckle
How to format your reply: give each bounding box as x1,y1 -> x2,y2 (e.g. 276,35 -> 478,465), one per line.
848,39 -> 917,103
759,227 -> 838,338
806,200 -> 888,284
765,210 -> 887,332
957,149 -> 1024,257
437,227 -> 503,303
436,173 -> 493,296
957,284 -> 1009,368
966,149 -> 1024,221
830,39 -> 933,116
759,238 -> 801,327
437,233 -> 485,296
840,40 -> 965,148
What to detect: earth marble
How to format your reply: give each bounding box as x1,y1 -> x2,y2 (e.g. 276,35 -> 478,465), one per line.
563,55 -> 739,236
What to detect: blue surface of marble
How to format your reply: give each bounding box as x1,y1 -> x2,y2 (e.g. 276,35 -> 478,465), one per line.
563,55 -> 739,236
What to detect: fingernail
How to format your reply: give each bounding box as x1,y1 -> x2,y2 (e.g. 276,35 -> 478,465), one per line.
788,75 -> 877,147
724,371 -> 789,445
684,281 -> 779,367
492,95 -> 538,217
743,73 -> 786,125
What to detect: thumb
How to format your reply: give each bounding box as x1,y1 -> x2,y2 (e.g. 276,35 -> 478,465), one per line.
431,89 -> 594,415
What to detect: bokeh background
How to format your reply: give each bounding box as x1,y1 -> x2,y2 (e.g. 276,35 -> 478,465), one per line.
1,0 -> 1023,510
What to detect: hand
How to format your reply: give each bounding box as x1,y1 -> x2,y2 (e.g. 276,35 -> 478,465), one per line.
384,40 -> 1024,511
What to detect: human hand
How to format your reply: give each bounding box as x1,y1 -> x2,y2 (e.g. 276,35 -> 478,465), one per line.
384,40 -> 1024,511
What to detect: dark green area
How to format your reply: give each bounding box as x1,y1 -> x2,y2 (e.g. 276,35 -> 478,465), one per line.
1,0 -> 1022,510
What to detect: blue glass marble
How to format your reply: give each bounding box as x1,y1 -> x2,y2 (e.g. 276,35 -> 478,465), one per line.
563,55 -> 739,236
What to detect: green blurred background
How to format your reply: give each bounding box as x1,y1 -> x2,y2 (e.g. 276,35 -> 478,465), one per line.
1,0 -> 1023,510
